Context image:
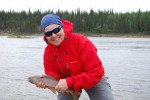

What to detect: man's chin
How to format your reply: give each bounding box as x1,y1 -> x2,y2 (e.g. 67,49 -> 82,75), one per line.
52,41 -> 61,46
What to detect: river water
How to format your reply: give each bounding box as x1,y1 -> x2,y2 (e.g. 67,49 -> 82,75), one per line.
0,36 -> 150,100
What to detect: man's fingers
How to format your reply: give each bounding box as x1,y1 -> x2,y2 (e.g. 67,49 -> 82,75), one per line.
55,85 -> 65,93
40,74 -> 45,78
36,81 -> 47,89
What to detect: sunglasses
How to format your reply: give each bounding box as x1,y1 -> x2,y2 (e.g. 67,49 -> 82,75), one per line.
44,26 -> 61,37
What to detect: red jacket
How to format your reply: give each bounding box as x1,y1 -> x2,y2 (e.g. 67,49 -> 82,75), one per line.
43,19 -> 104,91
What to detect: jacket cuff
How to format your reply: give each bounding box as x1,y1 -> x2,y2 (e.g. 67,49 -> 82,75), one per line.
66,77 -> 73,89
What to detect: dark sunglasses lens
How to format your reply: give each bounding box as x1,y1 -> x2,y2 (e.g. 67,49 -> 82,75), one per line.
44,26 -> 61,37
53,26 -> 61,34
44,31 -> 52,37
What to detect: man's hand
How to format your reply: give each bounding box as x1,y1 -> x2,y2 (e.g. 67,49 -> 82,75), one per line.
36,74 -> 47,89
55,79 -> 68,93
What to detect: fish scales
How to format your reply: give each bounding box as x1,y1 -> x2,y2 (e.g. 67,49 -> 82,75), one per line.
28,75 -> 77,100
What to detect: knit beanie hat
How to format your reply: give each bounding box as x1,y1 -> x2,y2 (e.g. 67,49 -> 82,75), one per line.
41,14 -> 62,31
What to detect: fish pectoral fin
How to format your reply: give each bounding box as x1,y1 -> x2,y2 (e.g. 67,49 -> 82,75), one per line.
48,87 -> 57,94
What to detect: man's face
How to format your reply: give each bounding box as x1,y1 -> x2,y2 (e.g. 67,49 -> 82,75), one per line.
44,24 -> 65,46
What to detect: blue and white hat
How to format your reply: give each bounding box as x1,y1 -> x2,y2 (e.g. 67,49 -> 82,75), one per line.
41,14 -> 62,31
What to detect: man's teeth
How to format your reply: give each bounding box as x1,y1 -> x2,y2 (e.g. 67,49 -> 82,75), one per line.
53,38 -> 59,41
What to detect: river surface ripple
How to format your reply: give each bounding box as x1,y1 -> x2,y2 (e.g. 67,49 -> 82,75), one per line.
0,36 -> 150,100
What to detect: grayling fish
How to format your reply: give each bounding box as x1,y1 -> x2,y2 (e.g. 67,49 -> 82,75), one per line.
28,75 -> 77,100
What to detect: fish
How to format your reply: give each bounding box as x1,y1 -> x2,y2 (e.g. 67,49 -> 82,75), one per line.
28,75 -> 77,100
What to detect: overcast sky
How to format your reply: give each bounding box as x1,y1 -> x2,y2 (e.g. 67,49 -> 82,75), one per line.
0,0 -> 150,13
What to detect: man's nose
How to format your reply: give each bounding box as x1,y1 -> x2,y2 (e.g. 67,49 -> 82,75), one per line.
51,33 -> 56,37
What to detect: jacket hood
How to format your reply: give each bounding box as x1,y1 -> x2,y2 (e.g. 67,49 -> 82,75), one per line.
43,19 -> 73,43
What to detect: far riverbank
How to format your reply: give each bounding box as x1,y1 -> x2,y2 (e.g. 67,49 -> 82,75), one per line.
0,32 -> 150,38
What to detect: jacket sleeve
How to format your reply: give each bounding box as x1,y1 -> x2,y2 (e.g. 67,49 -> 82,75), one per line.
43,46 -> 62,80
66,36 -> 104,91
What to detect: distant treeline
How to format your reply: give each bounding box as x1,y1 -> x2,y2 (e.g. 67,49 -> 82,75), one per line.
0,9 -> 150,35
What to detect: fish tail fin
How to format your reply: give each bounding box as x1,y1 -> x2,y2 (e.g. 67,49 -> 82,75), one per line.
69,90 -> 78,100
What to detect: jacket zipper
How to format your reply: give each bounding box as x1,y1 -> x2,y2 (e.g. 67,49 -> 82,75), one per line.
56,47 -> 70,78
